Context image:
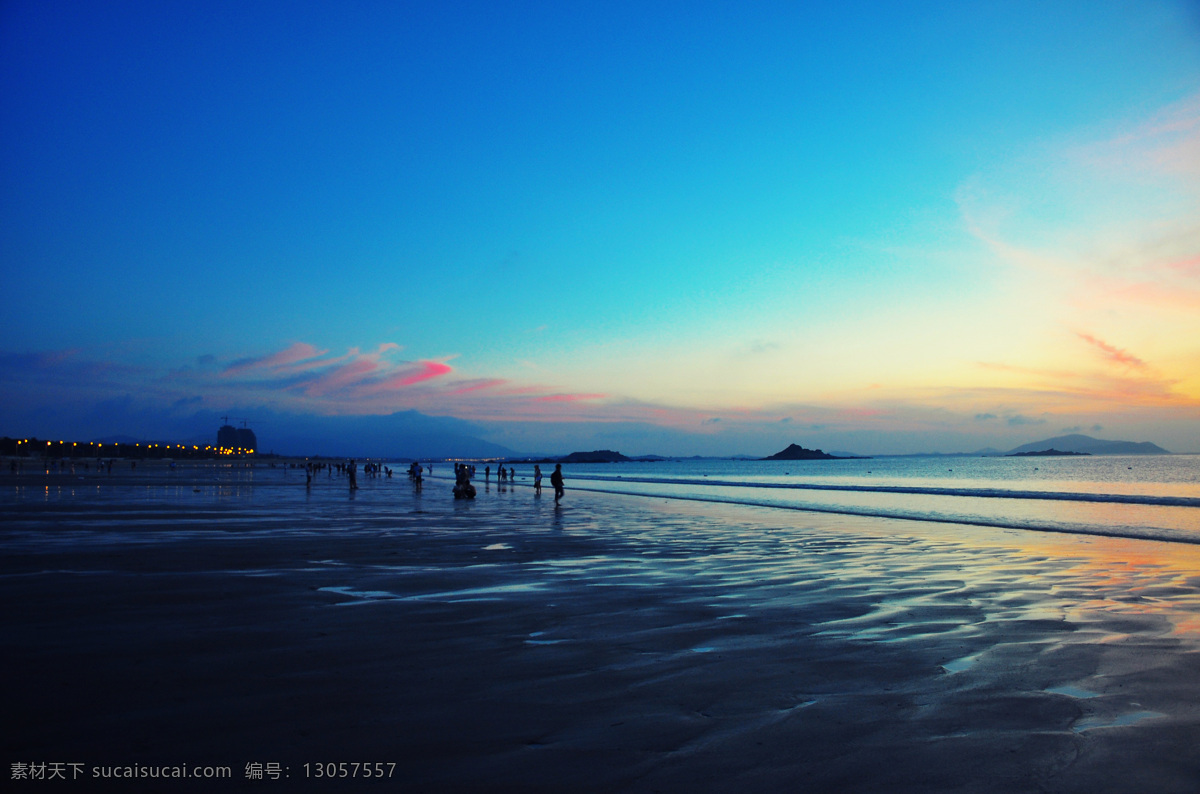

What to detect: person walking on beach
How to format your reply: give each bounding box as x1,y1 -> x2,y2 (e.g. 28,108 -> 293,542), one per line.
551,464 -> 564,504
534,465 -> 542,495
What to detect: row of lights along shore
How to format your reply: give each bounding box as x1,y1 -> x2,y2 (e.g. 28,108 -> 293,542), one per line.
12,439 -> 254,456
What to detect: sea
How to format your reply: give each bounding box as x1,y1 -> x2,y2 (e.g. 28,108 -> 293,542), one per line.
524,454 -> 1200,545
7,453 -> 1199,548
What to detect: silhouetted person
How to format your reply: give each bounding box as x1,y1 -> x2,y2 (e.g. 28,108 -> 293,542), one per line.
534,464 -> 542,495
485,466 -> 490,483
551,464 -> 564,504
453,463 -> 476,499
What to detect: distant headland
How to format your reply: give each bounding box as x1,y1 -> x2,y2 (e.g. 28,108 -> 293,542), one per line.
1006,449 -> 1091,457
511,450 -> 632,464
1004,434 -> 1168,456
557,450 -> 630,463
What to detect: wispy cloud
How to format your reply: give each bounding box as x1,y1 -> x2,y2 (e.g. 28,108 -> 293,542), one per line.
370,361 -> 455,391
1071,92 -> 1200,179
954,92 -> 1200,417
6,329 -> 1198,454
154,342 -> 457,412
156,341 -> 623,421
533,393 -> 607,403
222,342 -> 330,376
739,339 -> 780,356
298,356 -> 381,398
448,378 -> 508,395
1075,332 -> 1148,370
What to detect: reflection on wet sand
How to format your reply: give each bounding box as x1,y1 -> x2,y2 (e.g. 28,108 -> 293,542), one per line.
4,465 -> 1200,791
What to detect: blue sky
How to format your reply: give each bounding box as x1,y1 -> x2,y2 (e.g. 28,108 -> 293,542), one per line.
3,1 -> 1199,455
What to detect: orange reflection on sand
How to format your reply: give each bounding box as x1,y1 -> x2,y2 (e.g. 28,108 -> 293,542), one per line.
1001,531 -> 1200,636
1168,614 -> 1200,636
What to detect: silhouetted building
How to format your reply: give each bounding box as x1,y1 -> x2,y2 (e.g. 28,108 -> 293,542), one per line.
217,423 -> 239,449
236,427 -> 257,451
217,421 -> 257,453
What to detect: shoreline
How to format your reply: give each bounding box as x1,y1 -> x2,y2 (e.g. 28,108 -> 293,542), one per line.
4,470 -> 1200,791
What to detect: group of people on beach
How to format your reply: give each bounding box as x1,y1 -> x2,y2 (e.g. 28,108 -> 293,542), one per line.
452,462 -> 564,503
533,463 -> 565,502
293,459 -> 431,492
295,456 -> 564,504
485,465 -> 518,483
453,463 -> 477,499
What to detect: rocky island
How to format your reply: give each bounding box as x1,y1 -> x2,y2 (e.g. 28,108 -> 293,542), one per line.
761,444 -> 848,461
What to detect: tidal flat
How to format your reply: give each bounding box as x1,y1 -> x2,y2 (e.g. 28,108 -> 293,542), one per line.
4,464 -> 1200,791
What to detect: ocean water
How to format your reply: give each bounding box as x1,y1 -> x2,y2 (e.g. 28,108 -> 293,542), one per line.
6,454 -> 1199,547
508,454 -> 1200,545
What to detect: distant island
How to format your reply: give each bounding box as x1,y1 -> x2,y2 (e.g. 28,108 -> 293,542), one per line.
761,444 -> 850,461
1005,434 -> 1169,456
515,450 -> 633,464
1006,449 -> 1091,457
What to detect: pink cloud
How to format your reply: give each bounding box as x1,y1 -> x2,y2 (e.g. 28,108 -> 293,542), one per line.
533,393 -> 607,403
223,342 -> 326,376
372,361 -> 454,391
1167,256 -> 1200,276
278,350 -> 359,374
500,385 -> 556,396
214,341 -> 441,403
448,378 -> 508,395
1076,332 -> 1148,370
969,351 -> 1195,414
300,357 -> 381,397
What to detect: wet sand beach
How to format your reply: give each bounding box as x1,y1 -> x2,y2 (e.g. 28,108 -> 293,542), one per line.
4,465 -> 1200,791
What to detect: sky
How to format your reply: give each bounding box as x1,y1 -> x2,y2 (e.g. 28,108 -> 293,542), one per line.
2,0 -> 1199,457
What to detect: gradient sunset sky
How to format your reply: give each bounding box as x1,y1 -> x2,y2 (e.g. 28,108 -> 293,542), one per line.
3,1 -> 1199,456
